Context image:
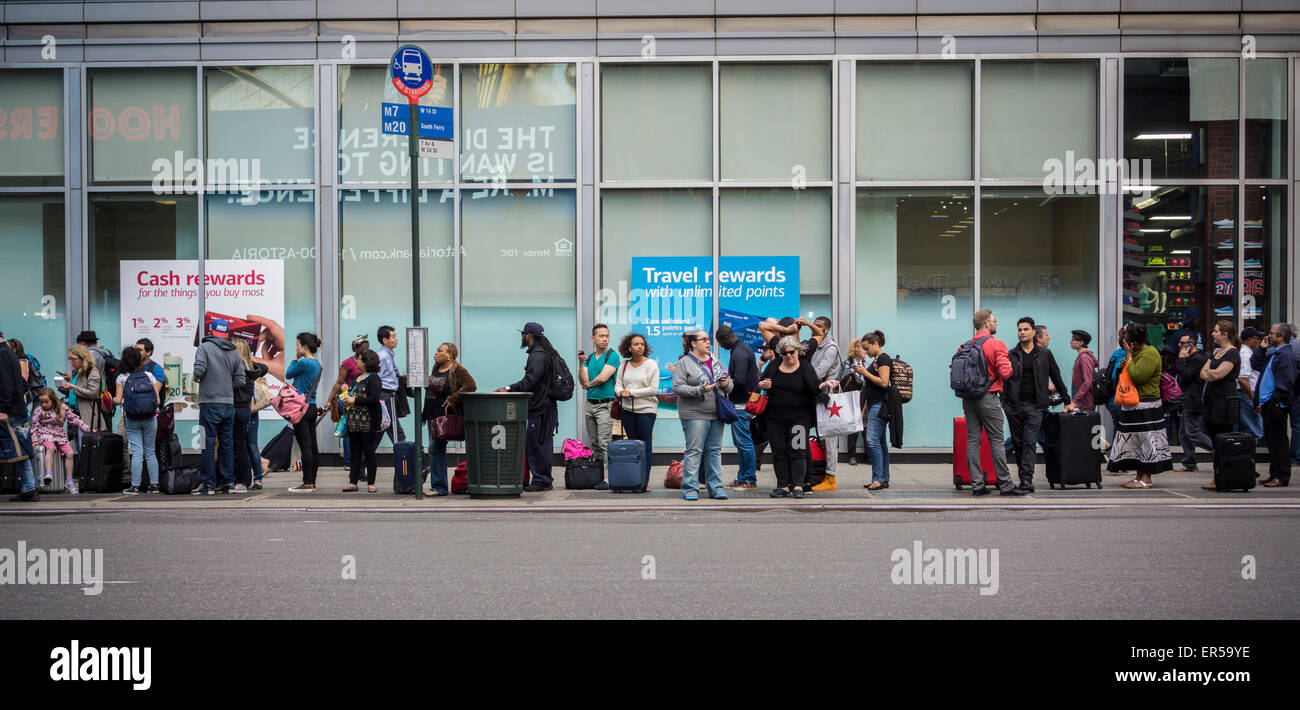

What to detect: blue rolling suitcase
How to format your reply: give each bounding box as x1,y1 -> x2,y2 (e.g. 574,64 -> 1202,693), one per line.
393,441 -> 418,494
607,439 -> 647,493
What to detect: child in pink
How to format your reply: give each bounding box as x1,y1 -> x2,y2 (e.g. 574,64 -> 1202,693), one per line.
29,387 -> 90,493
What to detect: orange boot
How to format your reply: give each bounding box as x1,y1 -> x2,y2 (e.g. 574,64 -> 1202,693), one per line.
811,474 -> 837,492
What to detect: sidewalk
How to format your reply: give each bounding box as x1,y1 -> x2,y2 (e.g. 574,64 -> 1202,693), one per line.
4,461 -> 1298,513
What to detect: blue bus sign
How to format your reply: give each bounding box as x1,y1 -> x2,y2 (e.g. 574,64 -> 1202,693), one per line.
390,44 -> 433,101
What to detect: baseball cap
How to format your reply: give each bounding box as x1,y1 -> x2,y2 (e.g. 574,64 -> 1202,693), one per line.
521,322 -> 545,336
210,319 -> 230,338
1240,326 -> 1263,340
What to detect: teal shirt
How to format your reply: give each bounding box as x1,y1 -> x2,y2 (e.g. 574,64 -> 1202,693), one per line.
584,349 -> 620,400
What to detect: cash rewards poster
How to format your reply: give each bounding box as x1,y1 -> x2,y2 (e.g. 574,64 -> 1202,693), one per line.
630,256 -> 799,402
120,260 -> 285,420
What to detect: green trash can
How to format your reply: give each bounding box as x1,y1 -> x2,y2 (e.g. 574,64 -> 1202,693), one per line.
461,392 -> 531,498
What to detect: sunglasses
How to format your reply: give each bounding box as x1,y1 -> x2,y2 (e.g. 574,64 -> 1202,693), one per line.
781,350 -> 797,356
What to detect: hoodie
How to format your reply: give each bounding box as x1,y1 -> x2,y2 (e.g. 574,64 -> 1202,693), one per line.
193,336 -> 246,406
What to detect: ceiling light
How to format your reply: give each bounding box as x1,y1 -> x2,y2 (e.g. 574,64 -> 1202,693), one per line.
1149,215 -> 1191,221
1135,133 -> 1192,140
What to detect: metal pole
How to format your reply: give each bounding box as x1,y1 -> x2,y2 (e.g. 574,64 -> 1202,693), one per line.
409,100 -> 424,500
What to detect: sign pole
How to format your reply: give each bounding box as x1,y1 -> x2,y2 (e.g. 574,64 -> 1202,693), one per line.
409,97 -> 424,500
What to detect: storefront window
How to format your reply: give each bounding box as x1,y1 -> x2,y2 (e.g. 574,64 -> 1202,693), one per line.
206,65 -> 315,185
1121,186 -> 1236,348
89,68 -> 197,184
857,61 -> 972,180
982,61 -> 1097,181
0,195 -> 65,368
461,64 -> 577,183
601,64 -> 711,182
1244,185 -> 1287,331
1245,58 -> 1287,180
720,63 -> 831,181
0,70 -> 63,187
339,189 -> 456,447
856,189 -> 974,447
1124,58 -> 1237,180
980,190 -> 1098,374
720,187 -> 831,320
462,188 -> 576,439
337,64 -> 454,185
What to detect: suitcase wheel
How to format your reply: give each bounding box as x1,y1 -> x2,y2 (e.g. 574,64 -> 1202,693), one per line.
1096,482 -> 1102,489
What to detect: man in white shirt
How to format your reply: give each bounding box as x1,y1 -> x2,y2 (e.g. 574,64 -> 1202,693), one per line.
376,325 -> 405,446
1238,327 -> 1264,439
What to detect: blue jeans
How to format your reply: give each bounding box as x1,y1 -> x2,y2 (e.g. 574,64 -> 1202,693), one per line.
620,410 -> 657,481
200,403 -> 236,488
124,416 -> 159,487
342,435 -> 351,468
864,401 -> 890,483
246,413 -> 263,483
680,418 -> 725,497
731,409 -> 756,483
1291,406 -> 1300,466
425,422 -> 449,494
1,420 -> 37,494
1238,390 -> 1263,439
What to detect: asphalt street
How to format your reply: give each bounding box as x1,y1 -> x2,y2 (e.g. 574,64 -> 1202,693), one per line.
1,508 -> 1296,619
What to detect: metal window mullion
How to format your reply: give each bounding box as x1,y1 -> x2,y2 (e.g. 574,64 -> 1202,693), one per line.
1239,57 -> 1247,333
80,66 -> 91,330
316,63 -> 339,454
196,66 -> 205,320
64,66 -> 83,342
847,58 -> 856,335
712,58 -> 719,350
453,62 -> 462,351
972,57 -> 981,314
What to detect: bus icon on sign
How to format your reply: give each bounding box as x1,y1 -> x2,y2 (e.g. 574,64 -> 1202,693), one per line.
400,48 -> 423,83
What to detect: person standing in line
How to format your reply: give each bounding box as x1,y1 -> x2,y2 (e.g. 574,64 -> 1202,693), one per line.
1112,323 -> 1173,489
959,310 -> 1026,497
1,330 -> 40,502
134,338 -> 166,387
58,345 -> 103,449
325,334 -> 369,469
375,326 -> 406,446
1004,316 -> 1074,492
1101,327 -> 1128,457
1289,323 -> 1300,468
496,322 -> 560,492
751,338 -> 777,470
842,338 -> 868,467
614,332 -> 658,491
75,330 -> 115,431
577,323 -> 619,472
114,346 -> 163,495
421,342 -> 476,497
857,331 -> 893,491
192,319 -> 246,495
757,336 -> 827,499
232,340 -> 268,492
672,329 -> 733,501
1252,323 -> 1295,487
1068,330 -> 1099,412
1173,333 -> 1212,472
341,349 -> 383,493
1237,327 -> 1264,440
285,332 -> 323,493
717,325 -> 758,491
1198,320 -> 1242,490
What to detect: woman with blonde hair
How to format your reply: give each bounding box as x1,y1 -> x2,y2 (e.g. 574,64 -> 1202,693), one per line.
57,345 -> 103,445
232,339 -> 269,491
421,342 -> 477,496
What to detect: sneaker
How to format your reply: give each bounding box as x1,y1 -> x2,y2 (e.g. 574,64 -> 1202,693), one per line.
145,484 -> 159,493
1213,259 -> 1234,269
523,483 -> 553,492
683,492 -> 699,501
848,457 -> 857,466
711,491 -> 729,500
229,484 -> 248,494
42,473 -> 53,487
791,488 -> 805,499
1213,218 -> 1234,228
65,478 -> 77,495
122,486 -> 142,495
594,481 -> 609,490
287,483 -> 316,493
1214,306 -> 1234,316
731,481 -> 757,491
1177,463 -> 1199,472
191,485 -> 215,496
1243,258 -> 1262,268
8,490 -> 40,502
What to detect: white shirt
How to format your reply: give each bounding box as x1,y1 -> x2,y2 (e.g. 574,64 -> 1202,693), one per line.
614,358 -> 660,415
116,371 -> 157,388
1238,345 -> 1258,390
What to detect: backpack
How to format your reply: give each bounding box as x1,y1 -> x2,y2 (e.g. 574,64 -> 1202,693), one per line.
1159,371 -> 1185,413
25,354 -> 46,398
93,348 -> 122,415
122,371 -> 158,420
548,352 -> 575,402
1092,352 -> 1122,404
889,354 -> 914,403
950,335 -> 992,399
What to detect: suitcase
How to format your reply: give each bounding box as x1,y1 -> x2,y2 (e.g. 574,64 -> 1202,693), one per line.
1212,432 -> 1256,492
393,441 -> 417,494
76,432 -> 126,493
0,461 -> 20,494
261,425 -> 294,472
952,417 -> 997,489
159,467 -> 200,495
564,456 -> 604,490
35,444 -> 68,493
808,435 -> 827,486
607,439 -> 647,493
451,462 -> 469,494
1044,411 -> 1104,489
156,432 -> 184,472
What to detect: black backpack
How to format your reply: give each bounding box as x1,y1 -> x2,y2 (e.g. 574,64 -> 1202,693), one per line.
950,336 -> 992,399
548,353 -> 575,402
1091,353 -> 1121,404
25,354 -> 46,400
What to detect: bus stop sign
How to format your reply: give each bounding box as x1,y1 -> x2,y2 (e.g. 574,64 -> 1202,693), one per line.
390,44 -> 433,102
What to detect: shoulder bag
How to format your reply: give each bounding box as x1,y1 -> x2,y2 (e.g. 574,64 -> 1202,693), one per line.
687,354 -> 738,424
272,362 -> 322,425
610,360 -> 628,420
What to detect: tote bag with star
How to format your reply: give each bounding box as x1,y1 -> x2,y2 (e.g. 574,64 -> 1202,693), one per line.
816,385 -> 863,438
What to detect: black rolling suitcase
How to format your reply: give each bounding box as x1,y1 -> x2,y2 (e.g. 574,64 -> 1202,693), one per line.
392,441 -> 417,494
156,432 -> 184,472
261,425 -> 294,472
1044,410 -> 1103,489
77,432 -> 126,493
1212,432 -> 1255,492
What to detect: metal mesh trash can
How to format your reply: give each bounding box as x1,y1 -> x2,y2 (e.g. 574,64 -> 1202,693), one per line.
461,392 -> 531,497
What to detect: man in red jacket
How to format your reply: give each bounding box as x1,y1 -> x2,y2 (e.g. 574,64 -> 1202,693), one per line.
962,310 -> 1026,497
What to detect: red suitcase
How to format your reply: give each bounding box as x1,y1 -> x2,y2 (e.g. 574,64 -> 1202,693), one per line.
952,417 -> 997,489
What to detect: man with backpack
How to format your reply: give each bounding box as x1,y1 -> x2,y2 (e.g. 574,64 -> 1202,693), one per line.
192,319 -> 246,495
497,322 -> 566,492
951,310 -> 1026,497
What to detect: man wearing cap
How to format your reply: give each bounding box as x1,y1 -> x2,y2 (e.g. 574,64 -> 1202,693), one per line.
496,322 -> 560,491
192,319 -> 246,495
1238,327 -> 1265,440
1068,329 -> 1099,411
1,329 -> 40,501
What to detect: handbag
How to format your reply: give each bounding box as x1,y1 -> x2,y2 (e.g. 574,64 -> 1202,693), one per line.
663,459 -> 683,489
272,364 -> 322,425
686,354 -> 738,424
610,360 -> 628,420
0,420 -> 31,464
816,385 -> 865,437
744,391 -> 768,416
432,407 -> 465,441
1114,358 -> 1140,407
252,379 -> 272,413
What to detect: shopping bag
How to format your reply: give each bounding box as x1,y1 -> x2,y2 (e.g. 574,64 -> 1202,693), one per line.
816,387 -> 863,438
